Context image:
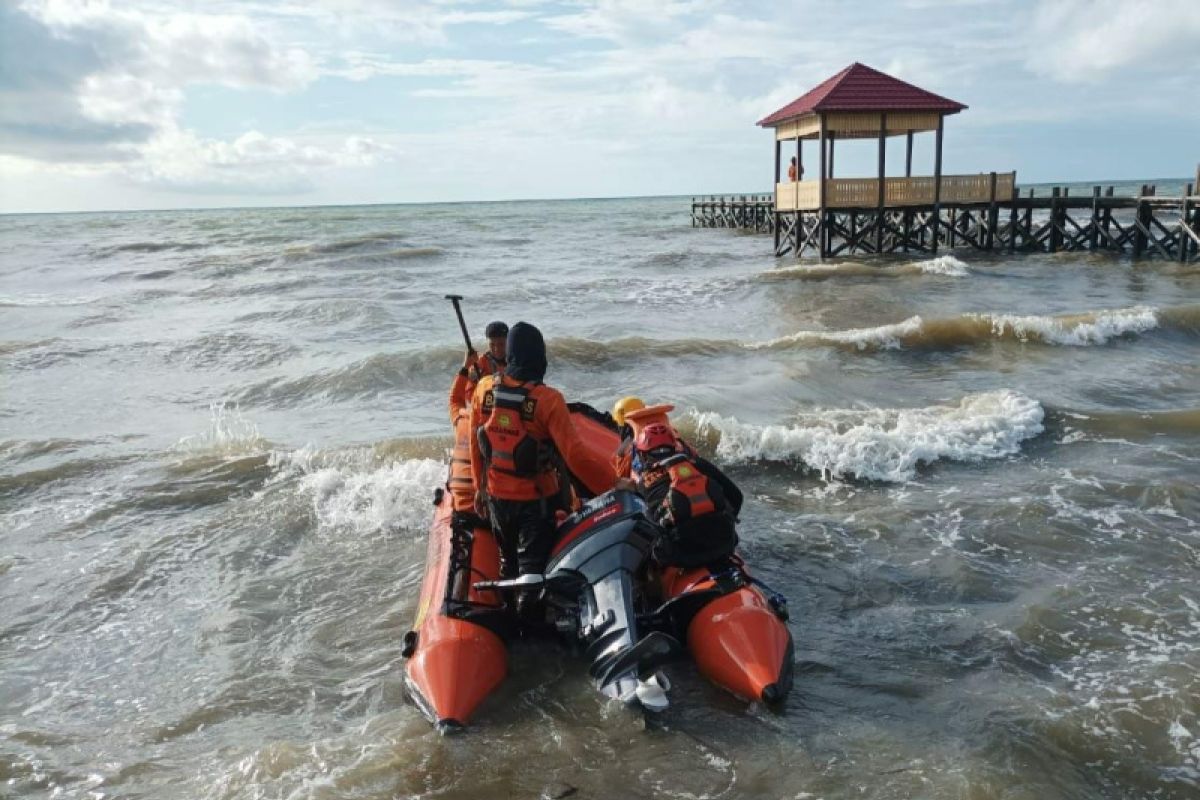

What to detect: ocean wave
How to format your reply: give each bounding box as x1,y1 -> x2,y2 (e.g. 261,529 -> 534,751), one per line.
1057,408 -> 1200,440
914,255 -> 971,276
760,255 -> 970,281
174,404 -> 268,456
101,268 -> 176,282
91,241 -> 206,258
166,333 -> 299,371
281,232 -> 413,259
750,305 -> 1189,351
0,294 -> 100,307
319,246 -> 445,267
689,389 -> 1045,482
269,447 -> 445,535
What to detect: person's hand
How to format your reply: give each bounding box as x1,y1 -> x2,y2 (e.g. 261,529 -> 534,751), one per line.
473,490 -> 488,517
462,349 -> 477,368
613,477 -> 636,493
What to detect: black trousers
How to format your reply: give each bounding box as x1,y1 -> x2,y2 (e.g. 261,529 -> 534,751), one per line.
486,497 -> 561,578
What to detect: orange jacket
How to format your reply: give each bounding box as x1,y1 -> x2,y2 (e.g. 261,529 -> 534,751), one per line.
469,374 -> 617,502
450,353 -> 504,422
449,370 -> 472,424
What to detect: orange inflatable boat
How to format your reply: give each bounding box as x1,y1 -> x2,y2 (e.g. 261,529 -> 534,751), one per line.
403,403 -> 794,730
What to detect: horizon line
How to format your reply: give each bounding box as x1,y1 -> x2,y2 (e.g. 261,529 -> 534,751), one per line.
2,175 -> 1192,218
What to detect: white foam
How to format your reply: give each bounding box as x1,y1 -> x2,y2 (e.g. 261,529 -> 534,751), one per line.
913,255 -> 970,276
175,403 -> 266,455
690,389 -> 1044,482
0,293 -> 100,307
985,306 -> 1159,346
748,315 -> 924,350
271,447 -> 445,535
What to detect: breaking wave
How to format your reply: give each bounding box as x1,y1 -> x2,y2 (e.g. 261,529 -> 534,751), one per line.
761,255 -> 970,281
689,389 -> 1045,482
269,447 -> 445,536
750,305 -> 1198,351
175,403 -> 267,456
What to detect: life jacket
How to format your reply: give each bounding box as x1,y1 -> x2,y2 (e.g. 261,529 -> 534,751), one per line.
468,352 -> 504,386
477,379 -> 554,497
447,409 -> 475,512
638,452 -> 726,528
636,445 -> 737,568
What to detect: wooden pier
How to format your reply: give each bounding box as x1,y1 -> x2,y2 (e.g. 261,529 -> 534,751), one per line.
690,195 -> 775,232
692,181 -> 1200,261
700,62 -> 1200,261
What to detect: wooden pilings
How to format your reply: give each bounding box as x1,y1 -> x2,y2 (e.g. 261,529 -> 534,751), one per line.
691,195 -> 776,233
692,182 -> 1200,262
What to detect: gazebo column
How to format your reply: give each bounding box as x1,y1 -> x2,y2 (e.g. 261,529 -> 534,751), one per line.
818,114 -> 828,258
795,135 -> 801,181
876,113 -> 887,252
828,134 -> 836,180
905,130 -> 913,177
931,114 -> 944,253
773,137 -> 781,252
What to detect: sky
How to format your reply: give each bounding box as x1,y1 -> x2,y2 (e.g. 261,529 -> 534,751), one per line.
1,0 -> 1198,214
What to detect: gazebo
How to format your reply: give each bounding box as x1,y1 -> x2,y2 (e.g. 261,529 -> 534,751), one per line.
758,62 -> 1014,257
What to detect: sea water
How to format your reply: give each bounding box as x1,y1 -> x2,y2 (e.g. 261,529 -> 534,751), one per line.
2,195 -> 1199,798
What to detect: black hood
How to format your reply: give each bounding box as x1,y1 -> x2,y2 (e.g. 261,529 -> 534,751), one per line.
505,321 -> 547,383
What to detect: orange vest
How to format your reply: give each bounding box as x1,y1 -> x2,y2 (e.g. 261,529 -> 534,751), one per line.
447,409 -> 475,512
636,451 -> 720,527
477,381 -> 555,499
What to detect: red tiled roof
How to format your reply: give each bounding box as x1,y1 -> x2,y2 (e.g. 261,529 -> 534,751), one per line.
757,62 -> 967,126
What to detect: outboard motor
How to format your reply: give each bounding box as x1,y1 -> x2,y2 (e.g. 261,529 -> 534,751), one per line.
544,489 -> 681,711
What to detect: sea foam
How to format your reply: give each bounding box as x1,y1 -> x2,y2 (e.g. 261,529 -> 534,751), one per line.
690,389 -> 1044,482
270,446 -> 445,536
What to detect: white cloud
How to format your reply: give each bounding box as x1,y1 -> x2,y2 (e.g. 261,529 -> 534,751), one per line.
1027,0 -> 1200,82
133,128 -> 392,194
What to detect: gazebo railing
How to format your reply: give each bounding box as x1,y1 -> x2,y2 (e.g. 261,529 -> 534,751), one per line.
775,172 -> 1016,211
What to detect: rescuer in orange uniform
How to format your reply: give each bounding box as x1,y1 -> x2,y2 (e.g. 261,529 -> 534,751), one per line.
447,321 -> 509,520
621,404 -> 743,568
469,322 -> 620,612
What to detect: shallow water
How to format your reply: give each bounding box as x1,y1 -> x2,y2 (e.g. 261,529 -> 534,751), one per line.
2,195 -> 1199,799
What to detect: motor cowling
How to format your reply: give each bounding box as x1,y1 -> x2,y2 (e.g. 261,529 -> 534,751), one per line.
544,490 -> 681,709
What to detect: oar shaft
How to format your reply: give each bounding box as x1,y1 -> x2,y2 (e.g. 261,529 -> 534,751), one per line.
444,294 -> 473,352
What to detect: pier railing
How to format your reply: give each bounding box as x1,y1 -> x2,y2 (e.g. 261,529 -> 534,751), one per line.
774,173 -> 1017,211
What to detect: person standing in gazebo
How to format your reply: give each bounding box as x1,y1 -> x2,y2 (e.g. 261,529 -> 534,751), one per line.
788,156 -> 802,182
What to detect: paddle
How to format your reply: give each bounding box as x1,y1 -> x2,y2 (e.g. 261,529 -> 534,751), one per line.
444,294 -> 474,354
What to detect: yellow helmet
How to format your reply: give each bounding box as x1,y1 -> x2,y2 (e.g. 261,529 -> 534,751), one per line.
611,396 -> 645,426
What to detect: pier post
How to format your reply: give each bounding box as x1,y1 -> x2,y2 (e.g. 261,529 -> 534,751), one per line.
1089,186 -> 1100,250
876,113 -> 887,253
931,115 -> 944,253
1049,187 -> 1061,253
986,172 -> 998,250
1180,185 -> 1192,263
1132,186 -> 1147,258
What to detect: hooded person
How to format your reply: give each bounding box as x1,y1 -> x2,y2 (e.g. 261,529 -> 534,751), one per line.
468,321 -> 619,616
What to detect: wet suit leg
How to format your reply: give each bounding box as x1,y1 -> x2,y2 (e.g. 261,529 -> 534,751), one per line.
487,497 -> 561,619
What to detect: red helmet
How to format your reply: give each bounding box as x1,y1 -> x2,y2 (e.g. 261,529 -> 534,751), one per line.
636,423 -> 676,456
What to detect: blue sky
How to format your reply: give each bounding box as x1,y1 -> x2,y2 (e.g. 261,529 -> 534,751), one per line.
1,0 -> 1197,213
